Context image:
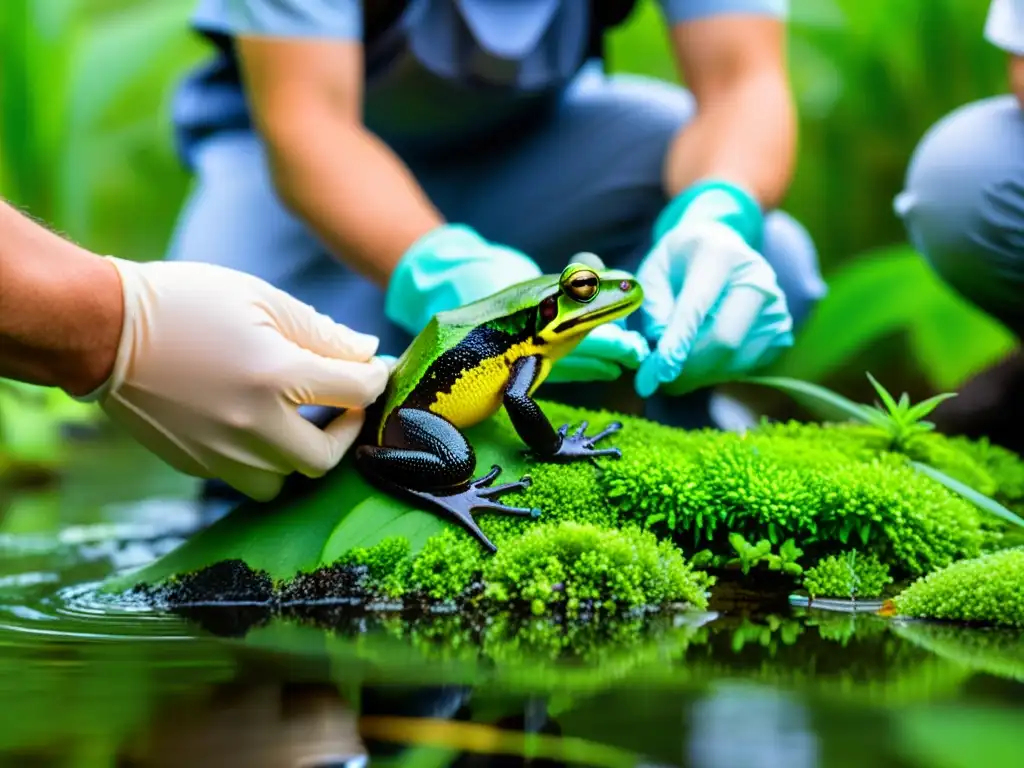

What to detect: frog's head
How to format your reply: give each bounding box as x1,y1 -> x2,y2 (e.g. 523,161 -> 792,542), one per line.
532,253 -> 644,348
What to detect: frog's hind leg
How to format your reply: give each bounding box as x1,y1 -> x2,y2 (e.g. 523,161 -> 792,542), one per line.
354,409 -> 539,553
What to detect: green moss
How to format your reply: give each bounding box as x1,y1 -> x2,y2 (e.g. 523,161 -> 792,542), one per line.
332,537 -> 411,600
481,521 -> 713,617
892,547 -> 1024,628
472,458 -> 618,547
601,414 -> 985,577
408,529 -> 485,602
940,436 -> 1024,508
117,400 -> 1024,609
802,551 -> 893,599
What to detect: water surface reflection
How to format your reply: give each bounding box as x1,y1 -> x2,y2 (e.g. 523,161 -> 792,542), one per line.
0,444 -> 1022,767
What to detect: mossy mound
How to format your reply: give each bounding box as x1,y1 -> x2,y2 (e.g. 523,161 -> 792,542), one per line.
139,521 -> 714,618
106,401 -> 1024,609
891,547 -> 1024,628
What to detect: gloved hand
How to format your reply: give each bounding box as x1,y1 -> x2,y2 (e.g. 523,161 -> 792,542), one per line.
79,257 -> 392,502
386,224 -> 649,383
634,180 -> 794,397
545,321 -> 650,383
385,223 -> 544,336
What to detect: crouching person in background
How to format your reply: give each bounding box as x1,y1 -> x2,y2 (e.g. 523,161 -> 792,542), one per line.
896,0 -> 1024,449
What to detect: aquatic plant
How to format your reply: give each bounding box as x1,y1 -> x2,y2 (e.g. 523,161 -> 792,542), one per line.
691,534 -> 804,576
890,547 -> 1024,628
802,551 -> 893,599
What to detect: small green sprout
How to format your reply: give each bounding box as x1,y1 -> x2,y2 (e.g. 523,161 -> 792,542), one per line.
720,535 -> 805,576
860,372 -> 957,452
726,533 -> 773,574
765,538 -> 805,576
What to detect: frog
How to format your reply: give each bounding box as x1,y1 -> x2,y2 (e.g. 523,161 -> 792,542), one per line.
353,254 -> 645,553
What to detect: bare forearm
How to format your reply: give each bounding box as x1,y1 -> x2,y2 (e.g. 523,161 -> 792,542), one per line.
663,72 -> 796,208
1011,55 -> 1024,110
0,201 -> 122,395
264,113 -> 443,288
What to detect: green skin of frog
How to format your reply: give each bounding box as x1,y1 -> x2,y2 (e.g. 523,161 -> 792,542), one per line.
352,256 -> 645,553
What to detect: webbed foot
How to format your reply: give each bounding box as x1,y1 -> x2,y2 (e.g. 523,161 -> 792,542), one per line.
406,465 -> 540,553
543,420 -> 624,463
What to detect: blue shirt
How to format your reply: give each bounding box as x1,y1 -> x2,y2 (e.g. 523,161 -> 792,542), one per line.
986,0 -> 1024,55
173,0 -> 789,167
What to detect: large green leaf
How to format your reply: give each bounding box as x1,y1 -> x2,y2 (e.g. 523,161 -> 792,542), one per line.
60,1 -> 204,242
907,291 -> 1018,391
104,417 -> 536,590
770,245 -> 1016,390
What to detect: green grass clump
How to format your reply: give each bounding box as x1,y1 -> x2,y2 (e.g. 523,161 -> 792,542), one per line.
342,520 -> 715,615
153,520 -> 713,617
892,547 -> 1024,628
802,551 -> 893,599
482,521 -> 714,617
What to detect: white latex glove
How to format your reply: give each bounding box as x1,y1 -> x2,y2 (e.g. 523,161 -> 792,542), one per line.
80,257 -> 391,501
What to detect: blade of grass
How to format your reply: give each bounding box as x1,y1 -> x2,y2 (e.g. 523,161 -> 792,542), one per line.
865,372 -> 900,414
911,461 -> 1024,529
741,375 -> 873,424
905,392 -> 958,422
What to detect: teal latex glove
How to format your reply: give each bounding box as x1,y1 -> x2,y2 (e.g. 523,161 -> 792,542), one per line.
385,223 -> 543,336
634,180 -> 794,397
546,320 -> 650,383
386,225 -> 649,383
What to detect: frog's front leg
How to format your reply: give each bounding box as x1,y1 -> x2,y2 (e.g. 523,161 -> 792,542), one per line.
504,356 -> 624,462
354,408 -> 539,553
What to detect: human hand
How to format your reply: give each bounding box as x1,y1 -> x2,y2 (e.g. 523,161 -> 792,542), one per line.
546,321 -> 650,383
385,223 -> 544,335
81,257 -> 392,502
635,182 -> 794,397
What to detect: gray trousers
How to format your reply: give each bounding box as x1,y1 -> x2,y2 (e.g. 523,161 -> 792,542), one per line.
897,94 -> 1024,337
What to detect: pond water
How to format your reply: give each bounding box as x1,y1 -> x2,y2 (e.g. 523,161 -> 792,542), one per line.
0,435 -> 1021,767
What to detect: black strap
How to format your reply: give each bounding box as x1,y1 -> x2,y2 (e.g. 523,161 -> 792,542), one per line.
364,0 -> 407,45
365,0 -> 640,58
586,0 -> 640,60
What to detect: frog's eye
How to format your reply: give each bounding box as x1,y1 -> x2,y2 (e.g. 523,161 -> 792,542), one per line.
562,269 -> 599,303
539,294 -> 559,322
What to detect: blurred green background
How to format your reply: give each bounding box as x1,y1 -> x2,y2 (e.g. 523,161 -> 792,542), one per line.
0,0 -> 1019,467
